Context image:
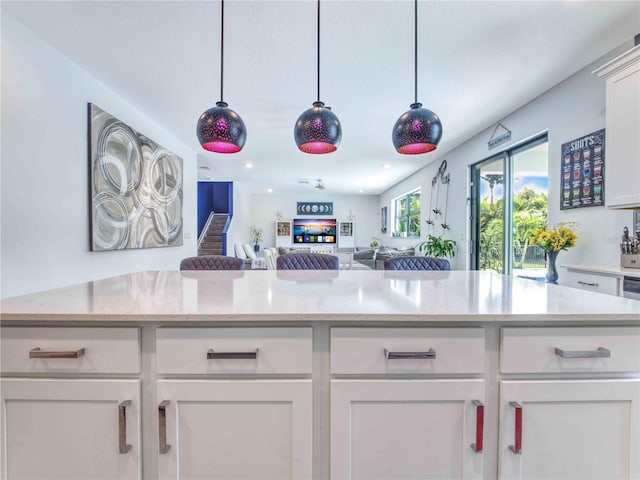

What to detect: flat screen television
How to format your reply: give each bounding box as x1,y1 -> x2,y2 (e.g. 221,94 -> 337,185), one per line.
292,218 -> 337,244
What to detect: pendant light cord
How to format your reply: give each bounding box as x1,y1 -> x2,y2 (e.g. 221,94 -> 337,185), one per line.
414,0 -> 418,104
220,0 -> 225,103
317,0 -> 321,102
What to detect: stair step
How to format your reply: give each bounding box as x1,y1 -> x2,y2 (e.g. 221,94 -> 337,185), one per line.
199,250 -> 223,256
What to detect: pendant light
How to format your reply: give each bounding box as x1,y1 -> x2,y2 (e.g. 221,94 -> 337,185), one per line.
294,0 -> 342,154
392,0 -> 442,155
196,0 -> 246,154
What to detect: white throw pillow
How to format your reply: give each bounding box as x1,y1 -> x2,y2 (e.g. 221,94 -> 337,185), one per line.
235,243 -> 248,259
243,244 -> 258,259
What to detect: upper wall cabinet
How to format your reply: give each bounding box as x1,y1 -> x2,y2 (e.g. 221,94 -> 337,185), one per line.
594,45 -> 640,209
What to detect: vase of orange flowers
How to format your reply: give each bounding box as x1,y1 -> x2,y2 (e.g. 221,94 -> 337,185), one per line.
530,222 -> 578,284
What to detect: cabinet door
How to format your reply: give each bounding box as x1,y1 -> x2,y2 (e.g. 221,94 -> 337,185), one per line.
603,48 -> 640,208
499,379 -> 640,479
338,221 -> 355,249
157,379 -> 312,480
331,379 -> 485,479
276,221 -> 292,248
1,378 -> 141,479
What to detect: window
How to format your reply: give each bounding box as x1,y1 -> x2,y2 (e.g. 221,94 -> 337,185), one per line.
470,135 -> 548,275
393,189 -> 421,237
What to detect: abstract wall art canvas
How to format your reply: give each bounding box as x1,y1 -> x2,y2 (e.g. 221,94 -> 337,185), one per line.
89,103 -> 183,251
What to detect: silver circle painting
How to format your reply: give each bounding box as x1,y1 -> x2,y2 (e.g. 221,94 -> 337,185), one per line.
90,104 -> 183,250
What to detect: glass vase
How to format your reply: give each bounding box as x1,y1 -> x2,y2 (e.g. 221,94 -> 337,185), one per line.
545,250 -> 559,284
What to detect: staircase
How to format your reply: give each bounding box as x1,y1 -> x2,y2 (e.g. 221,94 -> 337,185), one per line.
198,213 -> 229,256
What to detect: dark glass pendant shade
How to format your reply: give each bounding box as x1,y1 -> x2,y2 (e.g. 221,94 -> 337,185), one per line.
197,101 -> 247,154
294,101 -> 342,154
392,102 -> 442,155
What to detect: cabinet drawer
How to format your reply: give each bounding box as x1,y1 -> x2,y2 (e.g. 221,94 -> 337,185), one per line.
1,327 -> 140,374
501,327 -> 640,373
156,327 -> 312,374
331,328 -> 485,374
563,271 -> 619,296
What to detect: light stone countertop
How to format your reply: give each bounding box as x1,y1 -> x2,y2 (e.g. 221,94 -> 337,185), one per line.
1,270 -> 639,324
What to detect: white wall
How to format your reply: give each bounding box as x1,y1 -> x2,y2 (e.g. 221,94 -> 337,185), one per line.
226,180 -> 253,255
380,40 -> 636,272
248,192 -> 379,249
1,13 -> 198,298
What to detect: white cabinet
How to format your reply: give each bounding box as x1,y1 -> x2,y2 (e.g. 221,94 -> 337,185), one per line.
338,221 -> 355,249
501,327 -> 640,374
499,326 -> 640,479
276,220 -> 292,248
561,268 -> 621,296
155,327 -> 313,479
330,328 -> 486,479
1,379 -> 141,480
594,45 -> 640,209
0,327 -> 142,480
499,379 -> 640,479
157,380 -> 312,480
331,379 -> 485,479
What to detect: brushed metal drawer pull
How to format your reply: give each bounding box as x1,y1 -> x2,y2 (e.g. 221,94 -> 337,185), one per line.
577,280 -> 599,287
159,400 -> 171,454
207,349 -> 259,360
508,401 -> 523,455
470,400 -> 484,453
384,348 -> 436,360
554,347 -> 610,358
118,400 -> 132,454
29,347 -> 85,359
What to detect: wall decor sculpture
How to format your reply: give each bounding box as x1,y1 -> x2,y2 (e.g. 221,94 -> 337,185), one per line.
89,103 -> 183,251
296,202 -> 333,215
381,206 -> 387,233
425,159 -> 451,234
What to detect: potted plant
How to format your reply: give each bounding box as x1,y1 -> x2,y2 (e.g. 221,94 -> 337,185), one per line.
530,222 -> 578,284
370,237 -> 380,248
416,234 -> 457,259
251,226 -> 263,252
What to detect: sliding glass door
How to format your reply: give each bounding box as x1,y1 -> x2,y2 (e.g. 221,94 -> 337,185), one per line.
470,136 -> 548,275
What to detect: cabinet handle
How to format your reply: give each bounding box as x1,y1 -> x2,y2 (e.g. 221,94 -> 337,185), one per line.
384,348 -> 436,360
554,347 -> 610,359
29,347 -> 85,359
508,401 -> 523,455
118,400 -> 132,454
577,280 -> 599,287
470,400 -> 484,453
159,400 -> 171,454
207,349 -> 259,360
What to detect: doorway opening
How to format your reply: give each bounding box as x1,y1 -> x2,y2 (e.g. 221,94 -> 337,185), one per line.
470,135 -> 549,276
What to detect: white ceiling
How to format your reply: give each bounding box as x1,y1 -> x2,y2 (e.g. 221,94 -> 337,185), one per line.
2,0 -> 638,194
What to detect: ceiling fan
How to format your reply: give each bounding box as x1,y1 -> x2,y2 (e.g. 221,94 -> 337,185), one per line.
314,179 -> 325,191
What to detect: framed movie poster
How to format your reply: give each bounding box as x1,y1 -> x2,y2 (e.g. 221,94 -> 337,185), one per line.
560,129 -> 605,210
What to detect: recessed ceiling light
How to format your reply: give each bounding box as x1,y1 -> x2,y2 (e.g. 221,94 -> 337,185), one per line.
359,189 -> 364,193
267,188 -> 273,193
382,163 -> 391,168
244,162 -> 253,168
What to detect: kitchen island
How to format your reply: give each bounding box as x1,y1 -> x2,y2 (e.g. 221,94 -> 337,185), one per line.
1,270 -> 639,479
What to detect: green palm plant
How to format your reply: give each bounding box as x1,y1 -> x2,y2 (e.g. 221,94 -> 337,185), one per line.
416,234 -> 457,259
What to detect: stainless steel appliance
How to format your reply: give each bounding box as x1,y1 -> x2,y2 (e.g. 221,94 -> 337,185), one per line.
622,276 -> 640,300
